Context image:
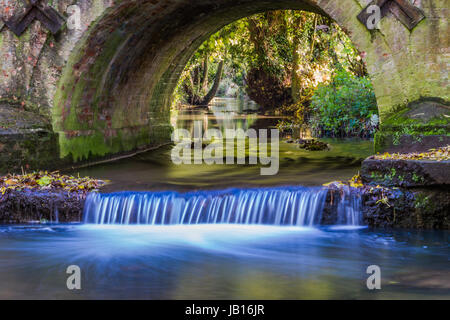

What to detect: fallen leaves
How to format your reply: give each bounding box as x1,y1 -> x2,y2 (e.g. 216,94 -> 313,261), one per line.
373,146 -> 450,161
4,179 -> 18,186
323,173 -> 364,189
37,175 -> 52,187
0,171 -> 106,197
323,173 -> 398,210
348,174 -> 364,188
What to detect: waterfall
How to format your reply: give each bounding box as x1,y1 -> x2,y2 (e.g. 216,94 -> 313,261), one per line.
336,185 -> 362,226
83,186 -> 362,226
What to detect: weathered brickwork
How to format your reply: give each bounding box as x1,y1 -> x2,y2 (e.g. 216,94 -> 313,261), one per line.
0,0 -> 448,171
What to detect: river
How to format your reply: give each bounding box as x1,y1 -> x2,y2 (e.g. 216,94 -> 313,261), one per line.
0,98 -> 448,299
72,97 -> 374,192
0,224 -> 448,299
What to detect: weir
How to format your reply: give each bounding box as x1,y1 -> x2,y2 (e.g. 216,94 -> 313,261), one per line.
83,187 -> 362,226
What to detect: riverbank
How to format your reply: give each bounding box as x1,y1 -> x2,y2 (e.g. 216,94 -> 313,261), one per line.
358,147 -> 450,229
1,146 -> 449,229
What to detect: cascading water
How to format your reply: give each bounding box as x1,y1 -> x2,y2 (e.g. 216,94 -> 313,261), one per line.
336,185 -> 362,226
83,186 -> 363,226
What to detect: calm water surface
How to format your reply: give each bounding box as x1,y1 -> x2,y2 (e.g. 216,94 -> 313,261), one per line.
72,98 -> 374,192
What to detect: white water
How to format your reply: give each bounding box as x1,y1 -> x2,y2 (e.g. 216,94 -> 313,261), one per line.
83,186 -> 362,226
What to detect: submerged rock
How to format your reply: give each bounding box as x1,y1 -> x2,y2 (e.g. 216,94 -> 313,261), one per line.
296,139 -> 329,151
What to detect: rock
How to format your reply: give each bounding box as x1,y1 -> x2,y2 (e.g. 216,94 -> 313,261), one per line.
360,155 -> 450,229
322,182 -> 449,229
404,100 -> 449,122
0,104 -> 60,174
379,135 -> 450,154
361,158 -> 450,187
297,139 -> 329,151
361,187 -> 450,229
0,190 -> 85,223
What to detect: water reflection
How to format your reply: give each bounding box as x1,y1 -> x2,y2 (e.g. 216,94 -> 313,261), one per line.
71,98 -> 375,192
172,97 -> 278,135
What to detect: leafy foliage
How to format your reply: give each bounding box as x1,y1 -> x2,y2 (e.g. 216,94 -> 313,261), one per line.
310,69 -> 378,138
175,10 -> 367,105
174,10 -> 377,138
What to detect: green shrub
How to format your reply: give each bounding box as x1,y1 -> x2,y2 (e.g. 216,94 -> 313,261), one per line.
310,69 -> 378,138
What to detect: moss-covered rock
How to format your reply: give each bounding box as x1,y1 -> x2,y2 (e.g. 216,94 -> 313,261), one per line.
297,139 -> 330,151
375,98 -> 450,153
325,171 -> 449,229
361,158 -> 450,187
362,187 -> 449,229
0,103 -> 61,174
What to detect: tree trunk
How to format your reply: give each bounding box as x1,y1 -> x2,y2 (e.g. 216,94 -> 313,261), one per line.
201,56 -> 209,93
183,73 -> 195,104
291,35 -> 301,103
200,60 -> 224,106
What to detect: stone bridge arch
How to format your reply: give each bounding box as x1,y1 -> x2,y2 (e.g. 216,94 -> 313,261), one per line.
0,0 -> 448,171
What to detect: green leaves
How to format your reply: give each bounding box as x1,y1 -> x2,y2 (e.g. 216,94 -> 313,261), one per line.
36,175 -> 52,186
310,69 -> 378,137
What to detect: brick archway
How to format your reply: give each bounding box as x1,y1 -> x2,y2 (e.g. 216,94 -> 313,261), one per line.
0,0 -> 448,169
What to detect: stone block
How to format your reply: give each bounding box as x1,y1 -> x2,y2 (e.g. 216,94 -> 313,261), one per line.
362,158 -> 450,187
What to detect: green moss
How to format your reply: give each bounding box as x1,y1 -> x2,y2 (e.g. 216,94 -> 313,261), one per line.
373,131 -> 386,153
374,102 -> 450,153
381,168 -> 397,182
52,7 -> 120,130
59,132 -> 115,162
65,77 -> 91,131
370,171 -> 383,180
58,124 -> 172,162
412,173 -> 425,184
53,24 -> 153,161
381,105 -> 449,131
414,194 -> 431,210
